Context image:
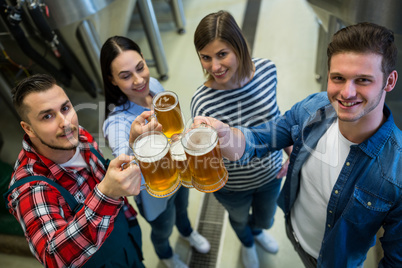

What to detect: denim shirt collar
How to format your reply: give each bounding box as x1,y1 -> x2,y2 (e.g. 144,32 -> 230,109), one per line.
357,105 -> 394,159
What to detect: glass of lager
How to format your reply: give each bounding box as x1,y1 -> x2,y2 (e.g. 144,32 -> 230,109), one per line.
170,134 -> 193,188
181,124 -> 228,193
152,91 -> 185,139
132,131 -> 181,198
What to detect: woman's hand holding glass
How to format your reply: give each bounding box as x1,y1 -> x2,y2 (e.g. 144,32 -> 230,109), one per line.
129,111 -> 162,148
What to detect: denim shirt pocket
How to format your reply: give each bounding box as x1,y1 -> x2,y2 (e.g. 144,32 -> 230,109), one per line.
343,187 -> 393,224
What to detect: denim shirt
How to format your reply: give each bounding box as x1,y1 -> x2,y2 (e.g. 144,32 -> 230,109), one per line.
237,92 -> 402,267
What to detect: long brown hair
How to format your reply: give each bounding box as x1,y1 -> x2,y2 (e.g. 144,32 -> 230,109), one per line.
100,36 -> 143,118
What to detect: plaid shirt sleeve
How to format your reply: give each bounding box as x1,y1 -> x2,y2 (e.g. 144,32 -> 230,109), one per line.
6,129 -> 136,267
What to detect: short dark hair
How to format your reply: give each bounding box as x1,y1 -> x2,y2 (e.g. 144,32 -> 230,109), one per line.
194,10 -> 253,85
100,36 -> 142,119
12,74 -> 57,122
327,22 -> 398,81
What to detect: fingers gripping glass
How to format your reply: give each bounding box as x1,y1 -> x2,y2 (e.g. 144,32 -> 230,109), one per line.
131,131 -> 181,198
181,124 -> 228,193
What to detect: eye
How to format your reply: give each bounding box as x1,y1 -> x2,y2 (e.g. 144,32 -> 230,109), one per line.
200,55 -> 210,61
218,51 -> 227,58
42,114 -> 52,120
61,105 -> 70,113
120,73 -> 131,80
357,78 -> 371,84
331,76 -> 344,82
137,63 -> 145,72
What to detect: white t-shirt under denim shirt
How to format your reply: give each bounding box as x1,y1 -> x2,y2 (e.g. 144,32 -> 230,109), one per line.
291,119 -> 357,258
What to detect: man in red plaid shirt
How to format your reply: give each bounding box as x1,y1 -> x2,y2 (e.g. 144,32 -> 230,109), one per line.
5,74 -> 144,267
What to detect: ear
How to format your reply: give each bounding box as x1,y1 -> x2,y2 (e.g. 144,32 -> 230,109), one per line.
384,70 -> 398,92
20,121 -> 36,138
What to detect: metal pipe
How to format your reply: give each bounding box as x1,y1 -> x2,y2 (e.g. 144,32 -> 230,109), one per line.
137,0 -> 169,80
169,0 -> 186,34
76,19 -> 102,86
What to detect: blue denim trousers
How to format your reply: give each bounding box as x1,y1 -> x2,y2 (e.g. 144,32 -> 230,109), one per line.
138,187 -> 193,259
213,178 -> 282,247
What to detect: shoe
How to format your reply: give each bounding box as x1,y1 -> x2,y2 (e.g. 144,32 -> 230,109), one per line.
254,231 -> 279,254
241,244 -> 259,268
161,254 -> 188,268
181,230 -> 211,254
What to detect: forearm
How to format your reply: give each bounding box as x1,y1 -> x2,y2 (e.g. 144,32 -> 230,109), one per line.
219,127 -> 246,161
15,187 -> 121,267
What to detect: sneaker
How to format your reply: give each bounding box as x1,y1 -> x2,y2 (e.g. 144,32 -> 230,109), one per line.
181,230 -> 211,254
161,254 -> 188,268
254,231 -> 279,254
241,244 -> 259,268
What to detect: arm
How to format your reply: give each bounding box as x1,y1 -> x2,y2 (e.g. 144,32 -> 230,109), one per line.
193,116 -> 246,161
8,157 -> 141,267
379,198 -> 402,267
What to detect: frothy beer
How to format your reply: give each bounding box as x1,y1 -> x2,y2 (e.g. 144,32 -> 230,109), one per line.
182,126 -> 228,192
153,91 -> 184,138
170,140 -> 193,188
133,132 -> 180,197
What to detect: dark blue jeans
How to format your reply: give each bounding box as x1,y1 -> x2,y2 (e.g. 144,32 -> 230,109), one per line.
138,187 -> 193,259
213,178 -> 282,247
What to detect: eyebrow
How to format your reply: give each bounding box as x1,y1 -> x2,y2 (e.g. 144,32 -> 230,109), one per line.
329,72 -> 375,79
118,61 -> 144,76
37,100 -> 70,117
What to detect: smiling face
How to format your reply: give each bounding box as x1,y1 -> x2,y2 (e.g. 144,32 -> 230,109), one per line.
21,85 -> 79,162
198,39 -> 239,90
110,50 -> 150,103
327,52 -> 396,127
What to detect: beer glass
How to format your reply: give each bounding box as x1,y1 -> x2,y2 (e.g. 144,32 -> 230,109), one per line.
132,131 -> 180,198
181,124 -> 228,193
152,91 -> 185,139
170,134 -> 193,188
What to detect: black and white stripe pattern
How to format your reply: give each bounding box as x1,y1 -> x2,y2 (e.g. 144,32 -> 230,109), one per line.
191,58 -> 283,191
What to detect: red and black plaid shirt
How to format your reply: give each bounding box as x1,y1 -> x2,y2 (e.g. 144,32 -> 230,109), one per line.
6,127 -> 137,267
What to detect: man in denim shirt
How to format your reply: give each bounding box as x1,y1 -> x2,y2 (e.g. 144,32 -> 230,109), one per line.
195,22 -> 402,267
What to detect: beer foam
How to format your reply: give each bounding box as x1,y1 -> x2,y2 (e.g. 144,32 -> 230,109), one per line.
183,127 -> 218,156
154,92 -> 177,111
134,134 -> 169,162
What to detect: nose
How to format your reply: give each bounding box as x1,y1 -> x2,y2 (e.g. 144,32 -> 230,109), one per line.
211,58 -> 221,72
132,72 -> 144,85
341,81 -> 356,99
57,112 -> 70,129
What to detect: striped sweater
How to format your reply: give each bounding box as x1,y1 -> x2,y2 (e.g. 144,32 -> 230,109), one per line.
191,58 -> 283,191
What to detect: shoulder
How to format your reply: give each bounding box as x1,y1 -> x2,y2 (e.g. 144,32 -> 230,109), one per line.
78,126 -> 95,143
150,77 -> 165,94
253,58 -> 276,69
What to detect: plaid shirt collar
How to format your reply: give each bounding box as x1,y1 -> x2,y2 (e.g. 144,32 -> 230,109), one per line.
19,126 -> 106,184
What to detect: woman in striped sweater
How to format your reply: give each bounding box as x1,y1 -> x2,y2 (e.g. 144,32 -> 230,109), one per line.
192,10 -> 291,268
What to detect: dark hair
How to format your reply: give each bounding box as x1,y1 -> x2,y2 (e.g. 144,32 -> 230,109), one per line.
327,22 -> 398,81
100,36 -> 142,118
194,10 -> 253,85
12,74 -> 57,122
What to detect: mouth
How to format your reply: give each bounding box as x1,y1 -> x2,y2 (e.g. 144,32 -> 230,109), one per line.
338,100 -> 360,108
213,70 -> 227,78
134,83 -> 147,92
59,128 -> 76,139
